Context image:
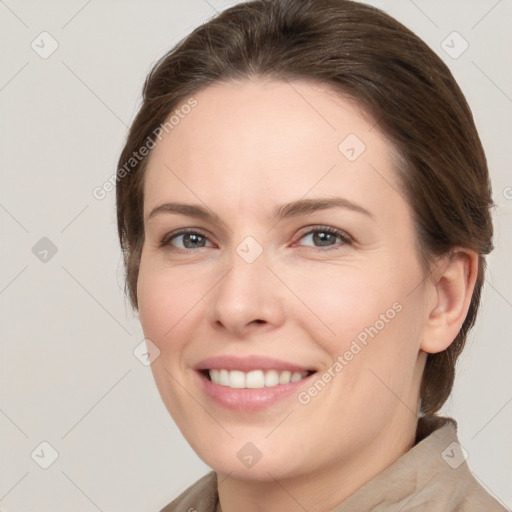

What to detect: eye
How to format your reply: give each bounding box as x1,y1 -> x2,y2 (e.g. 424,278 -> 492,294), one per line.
159,225 -> 352,252
295,226 -> 352,250
160,229 -> 214,250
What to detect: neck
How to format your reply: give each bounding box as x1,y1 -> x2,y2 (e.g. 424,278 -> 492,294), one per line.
216,408 -> 418,512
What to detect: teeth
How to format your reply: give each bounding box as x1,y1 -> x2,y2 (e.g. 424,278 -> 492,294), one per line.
208,369 -> 310,388
246,370 -> 264,388
290,372 -> 302,382
264,369 -> 279,387
279,370 -> 291,384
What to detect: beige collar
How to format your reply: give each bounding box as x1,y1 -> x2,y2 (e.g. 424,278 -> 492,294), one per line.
160,415 -> 506,511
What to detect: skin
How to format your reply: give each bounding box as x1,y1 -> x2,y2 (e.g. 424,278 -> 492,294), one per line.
136,78 -> 478,512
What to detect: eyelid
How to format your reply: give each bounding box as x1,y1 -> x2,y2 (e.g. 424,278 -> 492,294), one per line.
293,225 -> 353,249
295,224 -> 352,241
160,227 -> 214,248
160,225 -> 353,251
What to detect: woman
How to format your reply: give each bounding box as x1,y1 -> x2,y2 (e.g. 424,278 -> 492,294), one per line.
116,0 -> 506,510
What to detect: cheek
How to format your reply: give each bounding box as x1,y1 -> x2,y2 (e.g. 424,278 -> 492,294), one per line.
136,262 -> 199,352
289,261 -> 423,383
287,262 -> 398,345
136,263 -> 205,418
137,271 -> 170,342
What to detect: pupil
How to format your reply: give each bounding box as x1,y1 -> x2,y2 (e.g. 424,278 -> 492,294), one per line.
185,233 -> 204,248
314,232 -> 334,246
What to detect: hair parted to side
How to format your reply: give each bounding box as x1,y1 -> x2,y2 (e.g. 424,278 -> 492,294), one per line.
116,0 -> 493,415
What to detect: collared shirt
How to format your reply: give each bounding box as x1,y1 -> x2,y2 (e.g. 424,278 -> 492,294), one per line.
159,415 -> 506,512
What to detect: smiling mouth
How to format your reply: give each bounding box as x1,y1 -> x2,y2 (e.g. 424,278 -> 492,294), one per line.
202,369 -> 316,389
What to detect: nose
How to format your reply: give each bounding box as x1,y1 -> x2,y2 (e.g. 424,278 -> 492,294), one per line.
208,246 -> 286,338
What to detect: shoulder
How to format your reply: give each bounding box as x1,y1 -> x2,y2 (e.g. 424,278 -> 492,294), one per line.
334,415 -> 507,511
158,471 -> 218,512
441,454 -> 507,512
409,416 -> 507,511
451,484 -> 508,512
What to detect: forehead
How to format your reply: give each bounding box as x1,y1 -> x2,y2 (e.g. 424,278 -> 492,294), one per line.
142,78 -> 404,220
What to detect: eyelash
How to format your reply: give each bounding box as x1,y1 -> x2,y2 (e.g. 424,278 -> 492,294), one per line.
159,225 -> 353,252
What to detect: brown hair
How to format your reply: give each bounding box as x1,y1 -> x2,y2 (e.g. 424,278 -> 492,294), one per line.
116,0 -> 493,414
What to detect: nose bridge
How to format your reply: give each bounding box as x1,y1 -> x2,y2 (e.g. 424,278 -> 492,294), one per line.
222,219 -> 269,288
219,236 -> 269,307
208,234 -> 285,334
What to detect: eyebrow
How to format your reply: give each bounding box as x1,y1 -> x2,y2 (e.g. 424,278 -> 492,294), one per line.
146,197 -> 373,223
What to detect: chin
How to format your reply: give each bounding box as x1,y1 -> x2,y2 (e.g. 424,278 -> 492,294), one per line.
190,435 -> 311,482
210,458 -> 298,482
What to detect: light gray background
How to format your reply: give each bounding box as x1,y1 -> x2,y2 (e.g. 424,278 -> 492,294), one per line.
1,0 -> 511,510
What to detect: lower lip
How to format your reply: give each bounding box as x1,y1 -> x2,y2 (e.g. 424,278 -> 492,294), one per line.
197,371 -> 315,412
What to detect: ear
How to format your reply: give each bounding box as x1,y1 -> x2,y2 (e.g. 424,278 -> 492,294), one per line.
420,249 -> 479,354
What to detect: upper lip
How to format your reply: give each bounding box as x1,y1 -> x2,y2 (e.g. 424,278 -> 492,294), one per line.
194,355 -> 316,373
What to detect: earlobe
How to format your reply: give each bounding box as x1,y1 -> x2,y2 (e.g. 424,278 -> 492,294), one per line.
420,249 -> 479,354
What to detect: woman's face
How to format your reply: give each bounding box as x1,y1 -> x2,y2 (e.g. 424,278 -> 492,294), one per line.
137,79 -> 432,481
